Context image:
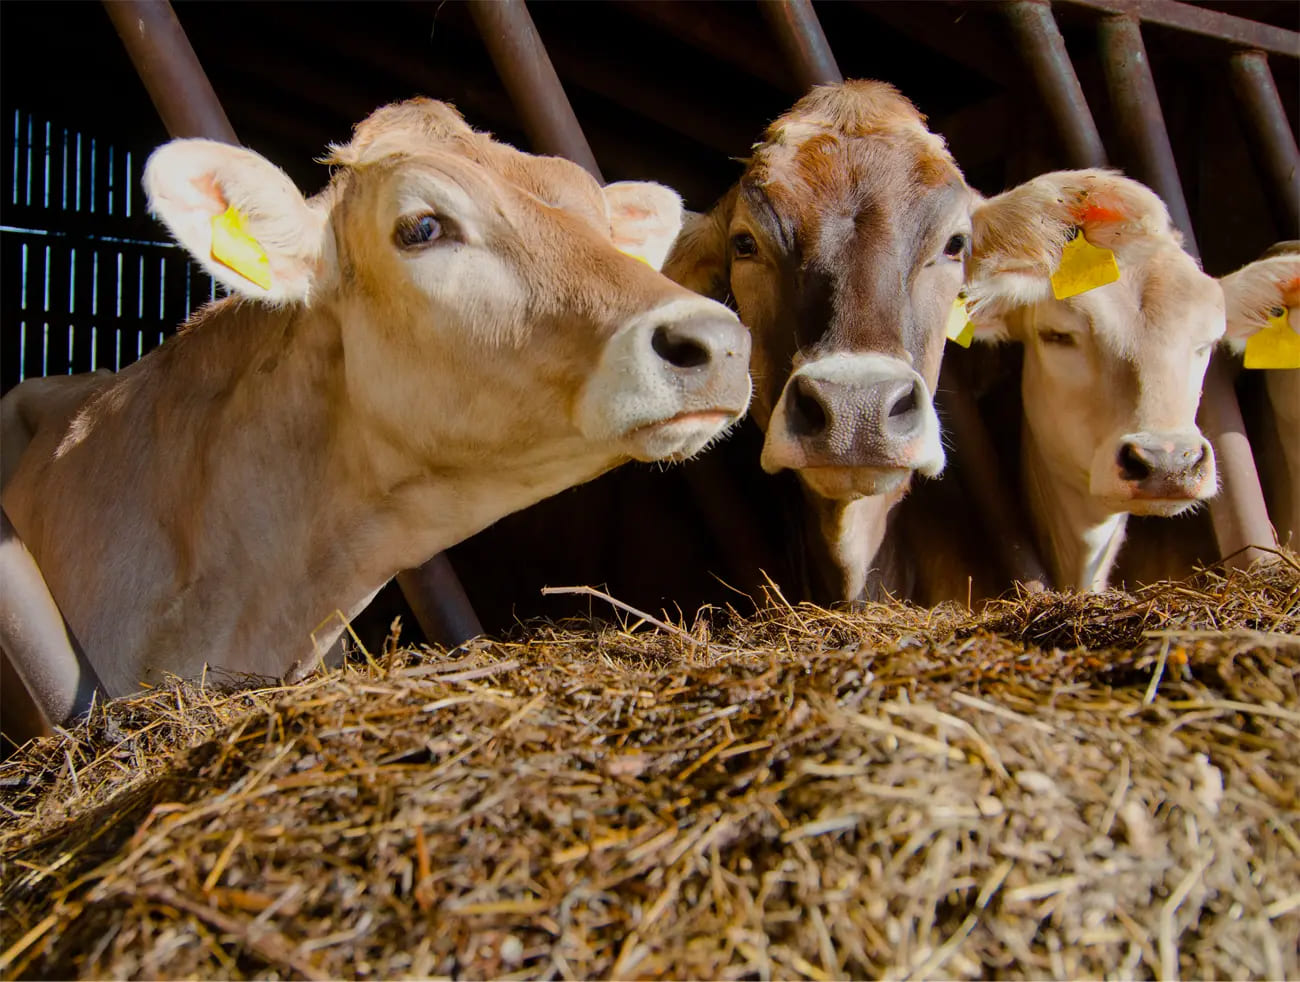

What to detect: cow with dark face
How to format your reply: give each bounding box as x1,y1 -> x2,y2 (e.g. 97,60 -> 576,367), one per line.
662,81 -> 975,600
447,81 -> 977,623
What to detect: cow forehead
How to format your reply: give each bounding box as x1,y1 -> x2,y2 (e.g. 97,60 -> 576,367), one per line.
327,98 -> 608,230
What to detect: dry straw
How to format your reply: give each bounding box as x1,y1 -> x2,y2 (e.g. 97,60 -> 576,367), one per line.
1,558 -> 1297,980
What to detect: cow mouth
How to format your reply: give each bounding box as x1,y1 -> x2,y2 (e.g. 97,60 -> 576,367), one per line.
625,408 -> 743,463
631,409 -> 740,435
800,464 -> 912,500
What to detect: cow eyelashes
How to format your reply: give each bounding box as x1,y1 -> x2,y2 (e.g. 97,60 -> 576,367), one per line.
942,233 -> 968,259
731,232 -> 758,260
394,213 -> 445,249
1038,328 -> 1077,346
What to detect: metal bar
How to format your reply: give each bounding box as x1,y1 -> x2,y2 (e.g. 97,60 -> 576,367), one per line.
1097,15 -> 1199,251
396,557 -> 484,649
1227,50 -> 1300,239
1001,1 -> 1109,168
106,0 -> 485,648
102,0 -> 238,144
1059,0 -> 1300,58
760,0 -> 1051,590
759,0 -> 843,89
467,0 -> 603,181
1096,13 -> 1274,566
0,509 -> 103,739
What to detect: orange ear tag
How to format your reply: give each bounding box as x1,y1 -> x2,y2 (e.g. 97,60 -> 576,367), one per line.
211,204 -> 272,289
1050,227 -> 1120,300
1243,309 -> 1300,370
945,294 -> 974,348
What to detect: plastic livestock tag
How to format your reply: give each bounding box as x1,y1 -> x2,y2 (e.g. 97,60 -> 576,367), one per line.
945,294 -> 974,348
1243,308 -> 1300,370
1050,227 -> 1120,300
617,246 -> 653,267
211,204 -> 272,289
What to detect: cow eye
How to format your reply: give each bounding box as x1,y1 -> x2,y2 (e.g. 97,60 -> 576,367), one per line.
394,213 -> 443,249
942,233 -> 968,259
1038,328 -> 1076,346
731,232 -> 758,260
1270,306 -> 1286,318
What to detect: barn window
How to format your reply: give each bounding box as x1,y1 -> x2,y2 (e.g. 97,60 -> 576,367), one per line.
0,110 -> 219,394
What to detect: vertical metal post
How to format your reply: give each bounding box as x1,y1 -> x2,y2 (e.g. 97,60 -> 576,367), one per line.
1097,14 -> 1274,566
467,0 -> 603,181
0,510 -> 103,740
759,0 -> 843,89
105,0 -> 484,647
1227,50 -> 1300,239
1001,1 -> 1108,168
762,0 -> 1051,589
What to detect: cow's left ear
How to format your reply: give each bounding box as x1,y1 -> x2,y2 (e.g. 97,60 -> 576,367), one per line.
603,181 -> 684,272
1219,252 -> 1300,341
144,138 -> 327,304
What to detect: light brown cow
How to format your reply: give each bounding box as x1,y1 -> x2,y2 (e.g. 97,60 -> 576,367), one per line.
1220,242 -> 1300,547
962,169 -> 1224,591
662,80 -> 975,601
0,99 -> 751,699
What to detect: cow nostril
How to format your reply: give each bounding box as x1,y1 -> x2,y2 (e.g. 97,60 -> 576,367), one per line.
788,377 -> 828,437
887,382 -> 919,419
652,324 -> 712,370
1117,442 -> 1154,482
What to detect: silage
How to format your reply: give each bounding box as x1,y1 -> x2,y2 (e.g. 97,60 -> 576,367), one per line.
0,559 -> 1297,980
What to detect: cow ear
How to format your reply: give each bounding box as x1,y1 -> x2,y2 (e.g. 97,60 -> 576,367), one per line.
602,181 -> 684,272
1220,253 -> 1300,341
661,188 -> 737,301
144,138 -> 327,303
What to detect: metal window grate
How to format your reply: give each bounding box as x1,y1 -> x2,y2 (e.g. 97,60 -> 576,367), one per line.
1,109 -> 218,394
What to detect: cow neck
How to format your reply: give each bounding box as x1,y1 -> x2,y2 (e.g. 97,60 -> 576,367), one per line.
804,486 -> 901,602
1020,419 -> 1127,591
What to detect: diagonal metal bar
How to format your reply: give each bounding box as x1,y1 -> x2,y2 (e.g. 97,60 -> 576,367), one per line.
1058,0 -> 1300,59
467,0 -> 603,182
105,0 -> 484,648
760,0 -> 1052,591
1002,1 -> 1109,168
1227,50 -> 1300,239
1096,13 -> 1274,566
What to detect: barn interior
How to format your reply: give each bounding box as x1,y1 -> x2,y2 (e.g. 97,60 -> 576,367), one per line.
1,0 -> 1297,634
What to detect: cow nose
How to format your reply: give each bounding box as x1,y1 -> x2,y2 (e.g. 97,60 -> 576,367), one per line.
881,378 -> 923,437
1116,437 -> 1210,493
789,376 -> 830,437
651,318 -> 734,372
782,375 -> 927,461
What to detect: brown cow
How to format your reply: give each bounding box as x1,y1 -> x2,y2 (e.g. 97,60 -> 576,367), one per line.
448,80 -> 976,626
0,99 -> 751,702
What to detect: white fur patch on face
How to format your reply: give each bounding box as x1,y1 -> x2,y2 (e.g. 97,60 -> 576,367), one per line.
574,297 -> 752,462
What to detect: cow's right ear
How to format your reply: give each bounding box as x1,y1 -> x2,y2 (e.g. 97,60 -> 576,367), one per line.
1219,251 -> 1300,341
661,189 -> 737,301
144,139 -> 326,304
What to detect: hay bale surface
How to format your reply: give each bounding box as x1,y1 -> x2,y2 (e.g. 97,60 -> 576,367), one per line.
1,561 -> 1298,980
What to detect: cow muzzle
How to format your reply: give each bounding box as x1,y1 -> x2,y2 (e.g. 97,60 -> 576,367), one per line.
760,353 -> 945,500
577,297 -> 752,462
1091,431 -> 1217,514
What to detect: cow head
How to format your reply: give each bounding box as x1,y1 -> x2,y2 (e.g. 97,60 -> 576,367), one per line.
664,81 -> 974,503
966,170 -> 1223,524
143,100 -> 752,492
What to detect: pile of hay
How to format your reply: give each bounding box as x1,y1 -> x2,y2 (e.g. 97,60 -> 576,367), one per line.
2,560 -> 1297,980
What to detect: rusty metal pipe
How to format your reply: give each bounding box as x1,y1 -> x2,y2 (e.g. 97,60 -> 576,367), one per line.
1058,0 -> 1300,58
467,0 -> 603,181
1227,50 -> 1300,239
1097,15 -> 1199,252
106,0 -> 485,648
103,0 -> 238,144
759,0 -> 843,89
0,510 -> 102,740
1001,1 -> 1108,168
1096,14 -> 1274,566
397,556 -> 484,649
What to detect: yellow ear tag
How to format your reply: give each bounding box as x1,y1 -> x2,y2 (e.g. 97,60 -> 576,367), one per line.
1050,227 -> 1120,300
1243,309 -> 1300,370
617,245 -> 654,267
945,294 -> 974,348
210,204 -> 272,290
